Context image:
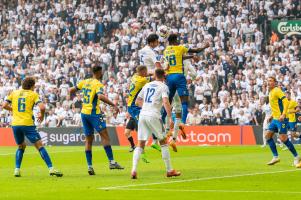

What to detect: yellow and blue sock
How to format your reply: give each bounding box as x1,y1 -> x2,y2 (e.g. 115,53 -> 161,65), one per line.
283,139 -> 298,157
39,147 -> 53,168
267,138 -> 278,157
15,149 -> 24,169
85,150 -> 92,167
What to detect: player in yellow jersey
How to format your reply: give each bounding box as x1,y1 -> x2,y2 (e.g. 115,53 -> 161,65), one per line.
286,91 -> 300,139
127,65 -> 160,161
2,77 -> 62,177
163,34 -> 209,126
69,66 -> 124,175
265,77 -> 300,167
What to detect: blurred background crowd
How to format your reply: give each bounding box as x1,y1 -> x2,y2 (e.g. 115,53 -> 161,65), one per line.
0,0 -> 300,127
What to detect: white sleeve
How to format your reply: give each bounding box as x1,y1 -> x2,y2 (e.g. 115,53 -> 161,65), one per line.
161,85 -> 169,98
188,65 -> 197,79
138,86 -> 145,100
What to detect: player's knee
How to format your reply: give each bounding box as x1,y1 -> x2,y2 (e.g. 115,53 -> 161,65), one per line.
265,131 -> 273,140
279,134 -> 288,142
18,144 -> 26,150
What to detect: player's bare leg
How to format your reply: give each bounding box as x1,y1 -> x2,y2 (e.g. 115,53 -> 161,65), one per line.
124,128 -> 135,152
34,140 -> 63,177
100,129 -> 124,170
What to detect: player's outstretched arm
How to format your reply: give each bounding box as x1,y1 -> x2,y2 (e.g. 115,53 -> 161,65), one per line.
37,102 -> 46,123
69,87 -> 78,94
135,97 -> 143,108
188,42 -> 210,53
2,101 -> 12,111
163,97 -> 174,128
97,94 -> 119,113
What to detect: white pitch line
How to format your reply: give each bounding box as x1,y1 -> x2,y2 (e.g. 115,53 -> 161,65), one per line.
98,169 -> 300,190
110,188 -> 301,194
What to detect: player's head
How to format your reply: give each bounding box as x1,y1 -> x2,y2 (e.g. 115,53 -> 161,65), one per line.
147,34 -> 159,48
154,68 -> 165,81
267,76 -> 277,90
136,65 -> 148,77
92,65 -> 103,80
286,91 -> 291,100
167,34 -> 179,45
22,77 -> 36,90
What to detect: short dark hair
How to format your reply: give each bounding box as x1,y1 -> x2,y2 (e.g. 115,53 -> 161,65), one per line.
22,77 -> 35,90
92,66 -> 102,74
168,34 -> 178,44
155,68 -> 165,79
147,34 -> 159,44
136,65 -> 147,73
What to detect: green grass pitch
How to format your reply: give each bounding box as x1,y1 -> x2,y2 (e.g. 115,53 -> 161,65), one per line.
0,145 -> 300,200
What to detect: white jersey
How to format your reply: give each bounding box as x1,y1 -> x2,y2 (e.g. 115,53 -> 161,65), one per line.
138,45 -> 160,74
138,81 -> 169,119
262,103 -> 271,118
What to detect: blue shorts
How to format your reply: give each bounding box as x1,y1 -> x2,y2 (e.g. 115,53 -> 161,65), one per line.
128,105 -> 141,123
12,126 -> 41,145
268,119 -> 288,134
288,122 -> 297,131
166,74 -> 188,101
81,113 -> 106,136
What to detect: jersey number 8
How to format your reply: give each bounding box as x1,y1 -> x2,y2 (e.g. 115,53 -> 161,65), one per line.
165,55 -> 176,66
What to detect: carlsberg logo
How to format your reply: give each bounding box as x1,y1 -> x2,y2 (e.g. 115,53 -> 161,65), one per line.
277,22 -> 301,36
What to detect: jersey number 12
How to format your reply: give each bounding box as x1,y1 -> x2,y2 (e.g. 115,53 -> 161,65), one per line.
145,88 -> 155,103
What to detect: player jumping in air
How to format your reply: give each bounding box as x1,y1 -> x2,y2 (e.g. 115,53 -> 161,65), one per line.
2,77 -> 63,177
69,66 -> 124,175
138,33 -> 163,151
265,76 -> 301,167
131,68 -> 180,179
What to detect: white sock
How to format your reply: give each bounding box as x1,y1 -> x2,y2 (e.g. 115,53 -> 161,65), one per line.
173,118 -> 181,140
161,145 -> 172,172
263,131 -> 266,145
132,147 -> 143,172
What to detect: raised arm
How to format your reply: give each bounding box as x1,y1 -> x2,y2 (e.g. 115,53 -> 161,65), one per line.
2,101 -> 12,111
188,42 -> 210,53
97,94 -> 119,113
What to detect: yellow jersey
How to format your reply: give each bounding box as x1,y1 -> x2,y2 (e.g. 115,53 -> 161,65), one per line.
76,78 -> 104,115
164,45 -> 189,74
269,87 -> 288,120
288,100 -> 298,122
127,74 -> 151,107
6,89 -> 41,126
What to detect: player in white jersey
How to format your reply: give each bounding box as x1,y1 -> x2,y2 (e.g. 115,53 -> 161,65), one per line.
262,97 -> 271,148
131,69 -> 180,179
138,34 -> 161,75
138,33 -> 163,151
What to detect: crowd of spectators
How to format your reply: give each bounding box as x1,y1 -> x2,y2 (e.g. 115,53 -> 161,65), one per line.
0,0 -> 300,128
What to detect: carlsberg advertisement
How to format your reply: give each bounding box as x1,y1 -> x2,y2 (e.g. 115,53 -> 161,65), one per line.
271,20 -> 301,37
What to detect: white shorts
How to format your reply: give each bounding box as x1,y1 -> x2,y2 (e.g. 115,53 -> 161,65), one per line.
172,92 -> 182,113
138,115 -> 164,141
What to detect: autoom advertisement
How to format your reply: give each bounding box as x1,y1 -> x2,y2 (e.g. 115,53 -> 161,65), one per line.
0,126 -> 267,146
271,20 -> 301,37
